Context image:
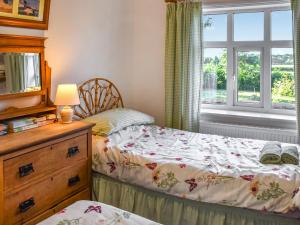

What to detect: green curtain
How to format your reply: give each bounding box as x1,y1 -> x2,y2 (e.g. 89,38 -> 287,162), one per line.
4,53 -> 26,93
292,1 -> 300,142
165,1 -> 202,132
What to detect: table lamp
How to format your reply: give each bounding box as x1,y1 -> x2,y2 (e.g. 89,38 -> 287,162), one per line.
54,84 -> 80,124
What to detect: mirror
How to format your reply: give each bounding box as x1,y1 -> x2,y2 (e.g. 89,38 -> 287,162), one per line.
0,52 -> 41,95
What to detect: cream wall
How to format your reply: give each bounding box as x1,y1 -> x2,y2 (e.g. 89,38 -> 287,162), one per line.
0,0 -> 166,125
45,0 -> 134,103
45,0 -> 165,125
0,26 -> 44,36
129,0 -> 165,125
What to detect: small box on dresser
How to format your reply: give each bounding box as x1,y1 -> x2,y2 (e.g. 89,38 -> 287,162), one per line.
0,121 -> 94,225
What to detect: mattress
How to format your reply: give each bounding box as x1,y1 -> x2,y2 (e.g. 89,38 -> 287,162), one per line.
92,125 -> 300,215
38,200 -> 161,225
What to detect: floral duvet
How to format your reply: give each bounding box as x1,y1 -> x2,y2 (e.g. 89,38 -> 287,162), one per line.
38,200 -> 160,225
92,125 -> 300,215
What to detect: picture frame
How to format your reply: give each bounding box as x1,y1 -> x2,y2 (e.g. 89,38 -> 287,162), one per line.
0,0 -> 50,30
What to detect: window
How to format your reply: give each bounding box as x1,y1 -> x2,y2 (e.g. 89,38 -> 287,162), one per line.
203,48 -> 227,104
236,50 -> 262,105
203,7 -> 294,113
203,14 -> 227,42
271,11 -> 293,40
271,48 -> 295,109
234,12 -> 264,41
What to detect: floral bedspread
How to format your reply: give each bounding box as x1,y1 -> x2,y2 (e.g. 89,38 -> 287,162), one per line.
38,200 -> 160,225
92,125 -> 300,215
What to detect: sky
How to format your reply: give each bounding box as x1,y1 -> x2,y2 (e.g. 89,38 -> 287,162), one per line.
272,10 -> 293,40
204,10 -> 292,43
234,12 -> 264,41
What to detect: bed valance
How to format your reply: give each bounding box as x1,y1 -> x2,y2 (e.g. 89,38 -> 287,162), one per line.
93,173 -> 299,225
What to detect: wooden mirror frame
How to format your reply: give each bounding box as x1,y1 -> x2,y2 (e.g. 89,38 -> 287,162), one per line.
0,34 -> 55,121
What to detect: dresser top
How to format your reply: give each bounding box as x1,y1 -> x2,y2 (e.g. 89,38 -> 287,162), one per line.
0,121 -> 94,156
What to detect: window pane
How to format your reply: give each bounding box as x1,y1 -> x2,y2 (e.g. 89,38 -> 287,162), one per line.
237,51 -> 261,103
272,10 -> 293,41
203,14 -> 227,42
271,48 -> 295,109
234,12 -> 264,41
202,48 -> 227,104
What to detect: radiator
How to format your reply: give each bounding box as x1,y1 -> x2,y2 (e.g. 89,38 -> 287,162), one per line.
200,122 -> 298,144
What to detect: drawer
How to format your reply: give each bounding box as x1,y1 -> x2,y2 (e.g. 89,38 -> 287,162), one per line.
24,189 -> 90,225
53,160 -> 88,202
4,161 -> 88,225
23,209 -> 54,225
53,188 -> 90,214
52,134 -> 88,169
4,177 -> 54,225
4,146 -> 53,191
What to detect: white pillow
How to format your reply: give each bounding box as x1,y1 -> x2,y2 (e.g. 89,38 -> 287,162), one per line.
83,108 -> 155,136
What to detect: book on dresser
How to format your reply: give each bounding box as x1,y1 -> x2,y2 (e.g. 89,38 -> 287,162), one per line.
6,114 -> 57,133
0,121 -> 95,225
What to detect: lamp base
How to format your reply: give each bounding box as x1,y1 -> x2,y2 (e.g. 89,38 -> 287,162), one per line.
60,106 -> 74,124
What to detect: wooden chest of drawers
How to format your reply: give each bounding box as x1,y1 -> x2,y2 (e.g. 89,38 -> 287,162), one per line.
0,121 -> 94,225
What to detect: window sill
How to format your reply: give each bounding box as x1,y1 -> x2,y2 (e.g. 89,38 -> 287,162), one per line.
201,108 -> 296,130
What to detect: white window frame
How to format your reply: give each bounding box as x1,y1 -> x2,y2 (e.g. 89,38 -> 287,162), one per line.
234,48 -> 264,108
202,5 -> 294,116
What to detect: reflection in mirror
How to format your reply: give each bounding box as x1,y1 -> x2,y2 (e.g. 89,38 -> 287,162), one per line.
0,53 -> 41,95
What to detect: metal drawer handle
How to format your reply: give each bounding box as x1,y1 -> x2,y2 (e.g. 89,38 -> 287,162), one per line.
19,197 -> 35,213
67,146 -> 80,157
68,175 -> 80,187
19,163 -> 34,177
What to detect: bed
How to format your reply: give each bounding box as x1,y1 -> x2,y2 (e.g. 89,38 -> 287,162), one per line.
38,200 -> 161,225
75,78 -> 300,225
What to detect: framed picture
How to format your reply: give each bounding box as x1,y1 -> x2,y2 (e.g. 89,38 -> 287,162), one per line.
0,0 -> 50,30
